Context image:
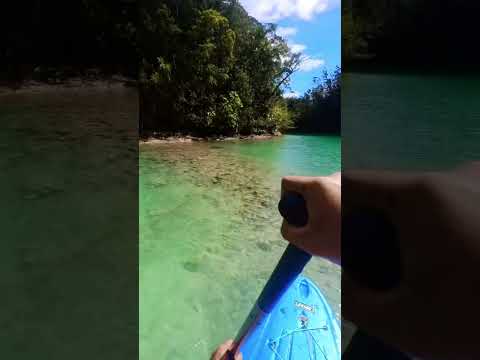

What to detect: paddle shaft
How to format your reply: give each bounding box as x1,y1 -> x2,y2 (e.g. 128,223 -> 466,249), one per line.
228,244 -> 311,357
229,191 -> 406,358
227,194 -> 312,357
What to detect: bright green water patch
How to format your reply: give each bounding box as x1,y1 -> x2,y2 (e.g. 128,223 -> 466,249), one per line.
140,135 -> 341,360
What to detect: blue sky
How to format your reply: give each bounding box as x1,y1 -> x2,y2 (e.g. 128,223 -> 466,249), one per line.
239,0 -> 341,97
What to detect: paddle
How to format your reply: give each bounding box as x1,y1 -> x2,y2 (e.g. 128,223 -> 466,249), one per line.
225,193 -> 311,359
227,191 -> 409,359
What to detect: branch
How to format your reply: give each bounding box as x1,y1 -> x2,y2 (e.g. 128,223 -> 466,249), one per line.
270,57 -> 301,99
272,70 -> 295,95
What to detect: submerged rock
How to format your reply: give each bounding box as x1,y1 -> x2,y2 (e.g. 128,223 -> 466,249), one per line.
256,241 -> 272,252
182,261 -> 201,273
212,176 -> 222,184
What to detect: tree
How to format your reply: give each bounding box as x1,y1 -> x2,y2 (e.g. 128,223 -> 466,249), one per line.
139,0 -> 301,136
287,67 -> 341,134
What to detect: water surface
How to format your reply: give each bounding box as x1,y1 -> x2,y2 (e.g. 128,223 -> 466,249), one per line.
0,85 -> 138,359
140,135 -> 341,359
343,72 -> 480,169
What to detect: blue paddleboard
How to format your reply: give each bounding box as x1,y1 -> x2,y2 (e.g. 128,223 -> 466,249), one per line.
239,275 -> 340,359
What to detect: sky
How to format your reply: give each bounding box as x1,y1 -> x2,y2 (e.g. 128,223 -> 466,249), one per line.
239,0 -> 341,98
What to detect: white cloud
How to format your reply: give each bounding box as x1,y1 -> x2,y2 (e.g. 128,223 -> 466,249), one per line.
299,57 -> 325,71
290,42 -> 307,53
240,0 -> 337,22
297,0 -> 328,20
283,91 -> 301,98
276,26 -> 298,38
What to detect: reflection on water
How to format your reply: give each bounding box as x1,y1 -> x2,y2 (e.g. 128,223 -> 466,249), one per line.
140,136 -> 341,360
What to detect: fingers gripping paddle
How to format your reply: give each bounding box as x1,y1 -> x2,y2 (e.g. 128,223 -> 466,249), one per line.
277,193 -> 408,359
276,193 -> 408,359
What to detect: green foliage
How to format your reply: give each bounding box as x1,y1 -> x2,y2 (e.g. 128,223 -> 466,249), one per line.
189,9 -> 236,87
1,0 -> 307,136
287,67 -> 341,134
140,0 -> 301,136
217,92 -> 243,133
149,57 -> 172,84
267,101 -> 293,133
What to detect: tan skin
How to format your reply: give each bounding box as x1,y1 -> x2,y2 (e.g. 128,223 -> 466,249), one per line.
280,173 -> 341,264
342,165 -> 480,360
213,164 -> 480,359
210,339 -> 242,360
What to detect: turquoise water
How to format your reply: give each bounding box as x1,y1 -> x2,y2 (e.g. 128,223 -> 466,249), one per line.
140,135 -> 341,360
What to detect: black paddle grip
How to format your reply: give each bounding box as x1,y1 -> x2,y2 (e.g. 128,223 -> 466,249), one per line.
279,191 -> 402,291
278,192 -> 308,227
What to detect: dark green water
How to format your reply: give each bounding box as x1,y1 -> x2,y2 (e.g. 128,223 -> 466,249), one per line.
0,85 -> 138,359
140,135 -> 341,359
343,73 -> 480,170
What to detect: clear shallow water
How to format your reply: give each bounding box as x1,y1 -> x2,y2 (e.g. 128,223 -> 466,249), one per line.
140,135 -> 341,360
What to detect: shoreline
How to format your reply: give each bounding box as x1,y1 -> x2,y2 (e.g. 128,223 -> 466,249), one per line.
139,133 -> 282,144
0,76 -> 136,95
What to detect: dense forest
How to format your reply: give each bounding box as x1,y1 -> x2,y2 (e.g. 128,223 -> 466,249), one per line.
343,0 -> 480,71
139,0 -> 300,136
1,0 -> 340,136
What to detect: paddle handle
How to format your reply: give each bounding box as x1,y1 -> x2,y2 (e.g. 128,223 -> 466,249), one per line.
278,191 -> 309,228
280,191 -> 402,290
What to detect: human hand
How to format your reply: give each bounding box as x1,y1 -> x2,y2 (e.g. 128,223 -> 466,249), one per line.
280,173 -> 341,263
210,340 -> 242,360
342,164 -> 480,359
